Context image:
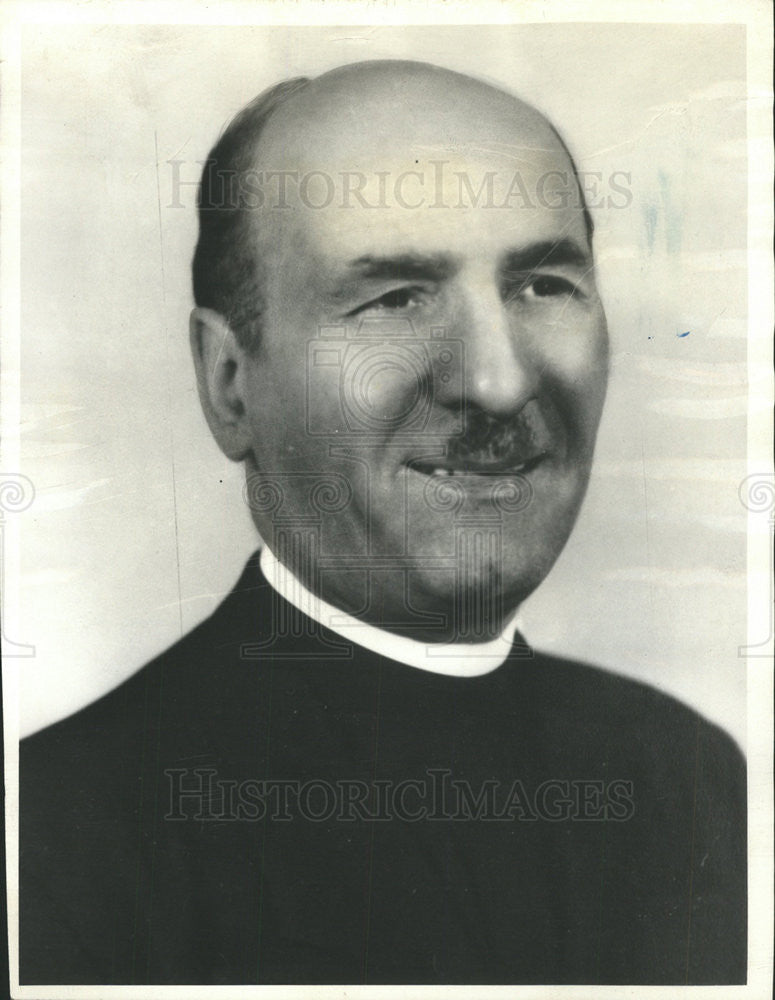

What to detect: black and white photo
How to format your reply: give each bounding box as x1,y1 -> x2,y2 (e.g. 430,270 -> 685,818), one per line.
2,2 -> 772,994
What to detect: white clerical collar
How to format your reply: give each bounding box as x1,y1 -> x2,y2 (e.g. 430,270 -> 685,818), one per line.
259,544 -> 523,678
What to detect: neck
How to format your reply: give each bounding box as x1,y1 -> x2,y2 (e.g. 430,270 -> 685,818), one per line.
260,545 -> 519,645
259,545 -> 522,676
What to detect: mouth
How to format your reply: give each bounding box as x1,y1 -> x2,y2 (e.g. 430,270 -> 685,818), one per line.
410,452 -> 547,479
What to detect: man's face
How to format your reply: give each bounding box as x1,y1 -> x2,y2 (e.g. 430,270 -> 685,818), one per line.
239,66 -> 609,639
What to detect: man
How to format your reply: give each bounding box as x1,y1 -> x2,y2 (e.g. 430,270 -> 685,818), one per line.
20,60 -> 746,985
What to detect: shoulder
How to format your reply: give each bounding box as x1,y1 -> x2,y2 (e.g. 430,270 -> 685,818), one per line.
21,551 -> 267,797
525,646 -> 745,801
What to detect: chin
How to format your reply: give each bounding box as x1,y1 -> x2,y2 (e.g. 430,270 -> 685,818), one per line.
403,541 -> 550,630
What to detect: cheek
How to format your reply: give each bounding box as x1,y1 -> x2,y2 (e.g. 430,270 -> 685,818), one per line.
532,305 -> 608,402
346,350 -> 431,425
243,355 -> 309,463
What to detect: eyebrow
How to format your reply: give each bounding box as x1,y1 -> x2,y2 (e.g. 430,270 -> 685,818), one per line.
347,239 -> 589,283
502,239 -> 591,273
347,253 -> 455,282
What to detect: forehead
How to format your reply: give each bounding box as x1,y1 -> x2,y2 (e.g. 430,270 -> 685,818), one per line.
253,67 -> 586,267
260,62 -> 561,163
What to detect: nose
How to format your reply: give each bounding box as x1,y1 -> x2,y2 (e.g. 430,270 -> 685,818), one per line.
443,273 -> 537,417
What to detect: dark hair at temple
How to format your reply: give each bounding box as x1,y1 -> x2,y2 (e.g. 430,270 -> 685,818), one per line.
191,72 -> 594,354
192,77 -> 312,352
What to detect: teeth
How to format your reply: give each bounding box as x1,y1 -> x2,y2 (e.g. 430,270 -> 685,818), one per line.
431,465 -> 530,477
418,461 -> 536,477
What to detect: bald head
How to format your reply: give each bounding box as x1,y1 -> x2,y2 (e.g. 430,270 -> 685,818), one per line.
261,60 -> 559,163
192,59 -> 592,351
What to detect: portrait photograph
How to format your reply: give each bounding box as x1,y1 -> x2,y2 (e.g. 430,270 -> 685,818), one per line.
1,1 -> 772,996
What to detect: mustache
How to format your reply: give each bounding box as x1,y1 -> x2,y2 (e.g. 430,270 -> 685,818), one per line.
444,402 -> 556,467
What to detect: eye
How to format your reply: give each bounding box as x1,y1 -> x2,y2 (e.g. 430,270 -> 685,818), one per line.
503,273 -> 580,306
523,275 -> 576,299
351,286 -> 426,315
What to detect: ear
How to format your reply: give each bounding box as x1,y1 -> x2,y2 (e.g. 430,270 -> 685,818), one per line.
189,307 -> 255,461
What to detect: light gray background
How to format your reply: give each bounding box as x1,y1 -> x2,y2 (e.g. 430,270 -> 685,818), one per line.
19,22 -> 748,743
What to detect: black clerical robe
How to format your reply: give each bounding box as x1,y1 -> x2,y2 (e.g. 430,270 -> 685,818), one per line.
20,551 -> 746,984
